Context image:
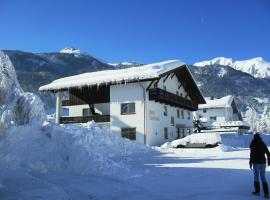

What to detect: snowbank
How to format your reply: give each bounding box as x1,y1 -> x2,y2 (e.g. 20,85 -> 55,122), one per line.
0,122 -> 151,176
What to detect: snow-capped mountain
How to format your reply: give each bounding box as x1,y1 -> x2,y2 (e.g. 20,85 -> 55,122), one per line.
108,61 -> 143,68
60,47 -> 81,54
194,57 -> 270,79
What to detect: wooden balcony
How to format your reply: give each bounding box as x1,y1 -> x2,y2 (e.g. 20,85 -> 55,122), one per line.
148,88 -> 198,111
60,115 -> 110,124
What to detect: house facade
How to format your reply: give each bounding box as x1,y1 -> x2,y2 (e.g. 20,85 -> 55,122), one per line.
40,60 -> 205,146
197,96 -> 242,122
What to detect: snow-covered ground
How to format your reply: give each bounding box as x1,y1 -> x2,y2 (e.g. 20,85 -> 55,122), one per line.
0,142 -> 262,200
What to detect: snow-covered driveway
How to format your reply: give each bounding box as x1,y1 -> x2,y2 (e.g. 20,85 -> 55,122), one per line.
0,147 -> 260,200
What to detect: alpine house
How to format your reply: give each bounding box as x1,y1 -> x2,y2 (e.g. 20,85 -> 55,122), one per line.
196,95 -> 250,133
39,60 -> 205,146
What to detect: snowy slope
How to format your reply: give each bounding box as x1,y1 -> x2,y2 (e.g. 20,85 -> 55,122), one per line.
194,57 -> 270,78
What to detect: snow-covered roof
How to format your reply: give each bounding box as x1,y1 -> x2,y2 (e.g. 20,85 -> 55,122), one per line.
39,60 -> 185,91
198,95 -> 234,109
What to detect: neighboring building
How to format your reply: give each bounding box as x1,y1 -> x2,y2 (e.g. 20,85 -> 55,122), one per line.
196,95 -> 249,133
39,60 -> 205,146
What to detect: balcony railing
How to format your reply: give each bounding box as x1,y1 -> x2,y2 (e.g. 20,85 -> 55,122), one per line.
148,88 -> 197,111
60,115 -> 110,124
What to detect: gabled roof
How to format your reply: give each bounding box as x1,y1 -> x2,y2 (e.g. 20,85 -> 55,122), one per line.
39,60 -> 206,104
198,95 -> 234,109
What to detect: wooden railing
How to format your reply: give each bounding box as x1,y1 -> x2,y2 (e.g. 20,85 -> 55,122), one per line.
148,88 -> 197,111
60,115 -> 110,124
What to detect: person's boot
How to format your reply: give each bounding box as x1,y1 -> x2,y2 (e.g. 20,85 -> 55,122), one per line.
253,181 -> 260,195
262,182 -> 269,199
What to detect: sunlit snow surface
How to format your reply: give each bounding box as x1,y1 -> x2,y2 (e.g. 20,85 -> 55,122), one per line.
1,130 -> 270,200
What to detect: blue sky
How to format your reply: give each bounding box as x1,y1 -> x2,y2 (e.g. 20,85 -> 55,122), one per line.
0,0 -> 269,63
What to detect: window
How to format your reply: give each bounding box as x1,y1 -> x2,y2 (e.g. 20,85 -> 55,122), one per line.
186,129 -> 191,135
121,128 -> 136,140
83,108 -> 90,116
180,93 -> 183,97
164,128 -> 168,139
177,109 -> 180,118
210,116 -> 217,120
203,109 -> 207,113
176,91 -> 179,96
181,110 -> 184,119
182,128 -> 185,137
164,106 -> 167,116
188,111 -> 191,120
176,128 -> 180,139
163,85 -> 167,91
171,116 -> 175,126
121,103 -> 135,115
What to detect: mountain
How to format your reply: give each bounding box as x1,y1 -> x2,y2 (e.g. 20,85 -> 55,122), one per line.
194,57 -> 270,79
3,49 -> 116,108
108,61 -> 143,69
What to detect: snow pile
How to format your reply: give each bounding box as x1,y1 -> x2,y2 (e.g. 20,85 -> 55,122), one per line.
0,51 -> 45,133
39,60 -> 185,91
0,122 -> 151,176
60,47 -> 81,54
162,133 -> 221,148
194,57 -> 270,78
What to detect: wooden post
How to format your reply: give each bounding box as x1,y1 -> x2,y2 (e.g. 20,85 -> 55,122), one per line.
56,91 -> 62,124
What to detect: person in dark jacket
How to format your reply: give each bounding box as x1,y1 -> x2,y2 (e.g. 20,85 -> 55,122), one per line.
250,133 -> 270,199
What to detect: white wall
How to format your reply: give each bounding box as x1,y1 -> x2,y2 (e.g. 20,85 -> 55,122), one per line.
146,101 -> 193,146
146,75 -> 193,146
110,83 -> 146,144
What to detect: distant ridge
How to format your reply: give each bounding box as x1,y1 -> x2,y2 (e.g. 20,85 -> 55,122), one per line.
194,57 -> 270,79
